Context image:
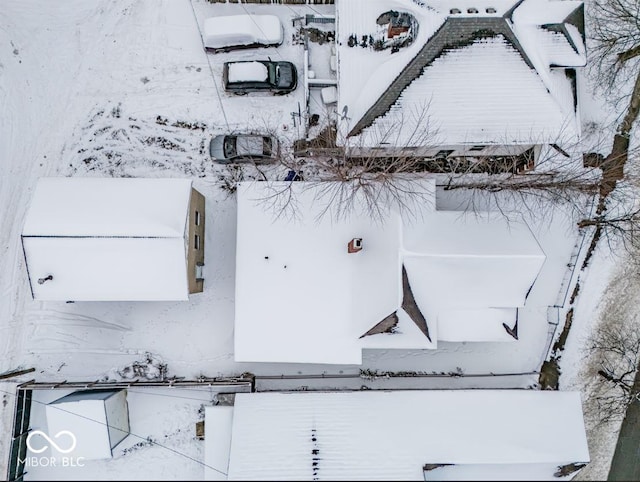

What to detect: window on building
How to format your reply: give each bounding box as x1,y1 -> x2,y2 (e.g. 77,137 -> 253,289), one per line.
194,234 -> 200,250
435,150 -> 454,159
469,145 -> 485,152
195,211 -> 201,226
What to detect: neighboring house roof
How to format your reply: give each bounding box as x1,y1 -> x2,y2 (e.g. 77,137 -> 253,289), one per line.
204,406 -> 233,481
22,178 -> 193,301
234,181 -> 545,364
336,0 -> 585,147
208,390 -> 590,480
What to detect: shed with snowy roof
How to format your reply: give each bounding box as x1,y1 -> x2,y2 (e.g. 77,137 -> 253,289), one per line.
335,0 -> 585,165
21,177 -> 206,301
44,389 -> 130,460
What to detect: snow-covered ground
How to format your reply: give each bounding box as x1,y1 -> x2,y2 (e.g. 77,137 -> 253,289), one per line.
0,0 -> 633,480
560,245 -> 624,481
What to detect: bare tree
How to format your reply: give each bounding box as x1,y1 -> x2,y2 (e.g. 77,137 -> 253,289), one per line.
255,104 -> 443,222
439,132 -> 640,254
228,102 -> 640,251
589,0 -> 640,99
589,0 -> 640,173
577,194 -> 640,251
586,319 -> 640,425
577,240 -> 640,427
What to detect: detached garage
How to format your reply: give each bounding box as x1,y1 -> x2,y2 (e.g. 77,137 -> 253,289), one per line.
21,177 -> 206,301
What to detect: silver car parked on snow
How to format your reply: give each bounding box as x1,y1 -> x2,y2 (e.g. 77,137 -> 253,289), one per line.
209,134 -> 279,164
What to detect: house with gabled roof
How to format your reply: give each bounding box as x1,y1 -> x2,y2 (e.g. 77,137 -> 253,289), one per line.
234,181 -> 546,365
335,0 -> 585,166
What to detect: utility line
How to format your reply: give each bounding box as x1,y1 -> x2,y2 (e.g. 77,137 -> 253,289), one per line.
187,0 -> 231,131
0,386 -> 227,477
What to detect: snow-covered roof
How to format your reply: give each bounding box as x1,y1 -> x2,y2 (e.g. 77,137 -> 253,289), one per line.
22,178 -> 194,301
512,0 -> 583,24
204,406 -> 233,481
22,177 -> 192,237
223,390 -> 589,480
403,210 -> 545,257
362,37 -> 573,146
45,390 -> 129,461
403,211 -> 546,341
336,0 -> 585,147
234,181 -> 405,365
234,182 -> 546,364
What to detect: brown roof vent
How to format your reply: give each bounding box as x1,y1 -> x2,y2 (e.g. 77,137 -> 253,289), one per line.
348,238 -> 363,254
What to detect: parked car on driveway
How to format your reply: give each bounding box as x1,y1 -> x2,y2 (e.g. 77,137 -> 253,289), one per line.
223,60 -> 297,95
209,134 -> 279,164
203,14 -> 283,53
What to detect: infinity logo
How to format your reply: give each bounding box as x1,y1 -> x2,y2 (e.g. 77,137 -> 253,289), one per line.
27,430 -> 77,454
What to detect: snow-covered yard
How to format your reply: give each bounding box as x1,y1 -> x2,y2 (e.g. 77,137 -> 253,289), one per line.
22,385 -> 249,481
0,0 -> 634,480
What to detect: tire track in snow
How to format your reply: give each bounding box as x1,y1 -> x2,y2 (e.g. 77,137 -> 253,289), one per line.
25,309 -> 131,331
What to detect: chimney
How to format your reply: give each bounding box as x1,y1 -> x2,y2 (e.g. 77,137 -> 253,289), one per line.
348,238 -> 363,254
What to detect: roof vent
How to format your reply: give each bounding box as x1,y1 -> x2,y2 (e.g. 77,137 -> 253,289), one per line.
486,7 -> 497,13
467,7 -> 479,13
348,238 -> 363,254
450,8 -> 462,14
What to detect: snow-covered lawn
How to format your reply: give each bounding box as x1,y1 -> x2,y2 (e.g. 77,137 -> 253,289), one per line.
0,0 -> 632,480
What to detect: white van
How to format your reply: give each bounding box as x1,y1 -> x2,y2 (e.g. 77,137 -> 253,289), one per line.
203,14 -> 284,53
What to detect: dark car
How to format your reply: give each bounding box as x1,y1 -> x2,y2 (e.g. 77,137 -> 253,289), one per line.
209,134 -> 279,164
223,60 -> 297,95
